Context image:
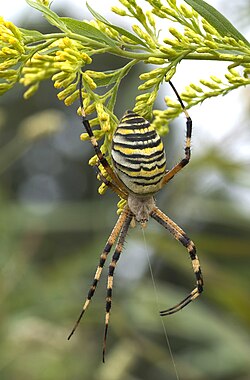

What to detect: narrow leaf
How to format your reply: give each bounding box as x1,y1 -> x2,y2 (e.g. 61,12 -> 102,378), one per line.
25,0 -> 68,31
184,0 -> 249,45
106,24 -> 148,47
86,2 -> 110,25
20,28 -> 44,41
90,70 -> 122,87
60,17 -> 117,47
86,2 -> 148,47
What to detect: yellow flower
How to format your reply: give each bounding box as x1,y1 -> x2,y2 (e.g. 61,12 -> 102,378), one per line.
0,18 -> 25,93
20,37 -> 92,102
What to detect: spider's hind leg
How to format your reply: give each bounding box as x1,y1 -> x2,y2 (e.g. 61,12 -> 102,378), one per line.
150,207 -> 203,316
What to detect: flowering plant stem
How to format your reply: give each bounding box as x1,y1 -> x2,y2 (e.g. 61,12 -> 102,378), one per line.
1,0 -> 249,198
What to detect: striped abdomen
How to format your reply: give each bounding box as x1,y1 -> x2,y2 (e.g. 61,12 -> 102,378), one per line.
111,110 -> 166,195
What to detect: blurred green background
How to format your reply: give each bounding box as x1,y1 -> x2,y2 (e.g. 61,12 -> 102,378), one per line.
1,1 -> 250,379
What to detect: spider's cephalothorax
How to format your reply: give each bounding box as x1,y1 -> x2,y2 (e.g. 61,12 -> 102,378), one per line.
68,78 -> 204,363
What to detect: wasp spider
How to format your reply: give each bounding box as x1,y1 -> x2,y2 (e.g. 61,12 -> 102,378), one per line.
68,77 -> 204,362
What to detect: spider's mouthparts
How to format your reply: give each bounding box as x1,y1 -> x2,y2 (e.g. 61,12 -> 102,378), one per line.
140,220 -> 147,228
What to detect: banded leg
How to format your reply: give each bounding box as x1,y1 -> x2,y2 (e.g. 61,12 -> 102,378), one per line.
67,207 -> 130,340
150,207 -> 203,316
79,74 -> 127,194
103,210 -> 133,363
94,165 -> 128,199
160,81 -> 192,187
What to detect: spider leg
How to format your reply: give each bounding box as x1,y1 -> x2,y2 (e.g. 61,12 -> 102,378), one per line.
161,81 -> 192,187
103,210 -> 133,363
79,74 -> 128,196
67,206 -> 130,340
94,164 -> 128,199
150,207 -> 203,316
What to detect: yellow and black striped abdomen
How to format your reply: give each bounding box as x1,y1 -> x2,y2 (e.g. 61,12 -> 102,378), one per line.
111,110 -> 166,195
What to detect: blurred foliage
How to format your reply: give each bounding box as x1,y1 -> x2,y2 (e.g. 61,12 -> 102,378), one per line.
0,2 -> 250,380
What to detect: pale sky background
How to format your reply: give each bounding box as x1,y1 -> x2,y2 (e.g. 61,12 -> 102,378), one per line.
0,0 -> 249,157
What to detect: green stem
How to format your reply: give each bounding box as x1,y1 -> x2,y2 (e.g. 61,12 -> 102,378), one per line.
24,32 -> 66,44
24,32 -> 250,64
107,59 -> 139,111
114,48 -> 250,62
26,32 -> 110,50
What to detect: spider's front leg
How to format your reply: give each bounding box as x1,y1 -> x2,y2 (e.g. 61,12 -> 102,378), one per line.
150,207 -> 203,315
67,207 -> 130,340
160,81 -> 192,187
103,210 -> 133,362
79,74 -> 127,195
94,164 -> 128,199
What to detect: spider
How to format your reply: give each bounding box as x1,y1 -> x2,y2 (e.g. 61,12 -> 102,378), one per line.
68,76 -> 203,362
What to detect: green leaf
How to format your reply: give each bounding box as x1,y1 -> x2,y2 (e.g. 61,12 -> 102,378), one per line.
86,2 -> 148,48
107,23 -> 148,47
25,0 -> 68,31
91,70 -> 122,87
60,17 -> 117,47
86,2 -> 110,25
184,0 -> 249,46
20,28 -> 44,41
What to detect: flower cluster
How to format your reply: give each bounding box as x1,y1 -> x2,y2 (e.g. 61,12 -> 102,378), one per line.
20,37 -> 92,101
0,17 -> 25,94
164,67 -> 250,122
1,0 -> 250,205
119,0 -> 250,135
